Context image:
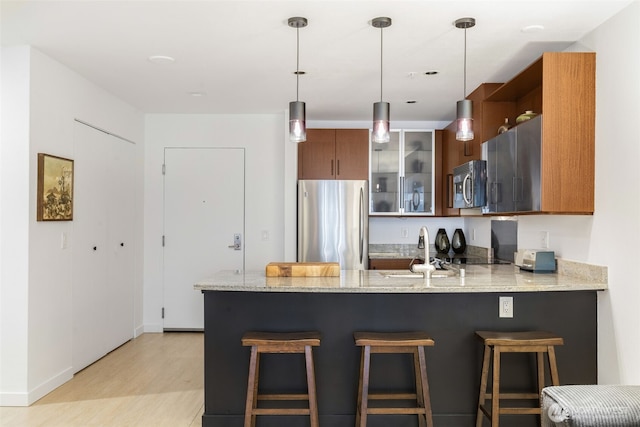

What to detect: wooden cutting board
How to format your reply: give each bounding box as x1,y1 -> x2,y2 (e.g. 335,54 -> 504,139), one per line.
265,262 -> 340,277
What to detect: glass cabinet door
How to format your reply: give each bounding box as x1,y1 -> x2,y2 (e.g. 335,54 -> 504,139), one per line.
369,129 -> 434,216
369,130 -> 400,214
402,130 -> 434,215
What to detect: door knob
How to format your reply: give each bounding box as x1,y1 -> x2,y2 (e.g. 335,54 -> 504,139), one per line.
228,233 -> 242,250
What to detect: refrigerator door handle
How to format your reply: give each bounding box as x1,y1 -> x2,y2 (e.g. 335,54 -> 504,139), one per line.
359,187 -> 364,264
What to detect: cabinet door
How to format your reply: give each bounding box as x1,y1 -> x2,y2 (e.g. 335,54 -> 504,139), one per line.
370,130 -> 401,214
441,124 -> 460,216
514,116 -> 542,211
487,131 -> 516,213
298,129 -> 336,179
335,129 -> 368,179
403,130 -> 434,215
369,258 -> 413,270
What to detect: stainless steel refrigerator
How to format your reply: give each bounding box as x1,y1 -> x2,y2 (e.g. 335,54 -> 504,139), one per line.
297,180 -> 368,270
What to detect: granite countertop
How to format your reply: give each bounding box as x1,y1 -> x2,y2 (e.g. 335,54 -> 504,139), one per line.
194,264 -> 608,294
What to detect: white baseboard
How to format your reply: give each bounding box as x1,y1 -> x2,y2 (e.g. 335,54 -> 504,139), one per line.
134,324 -> 145,338
0,367 -> 73,407
143,323 -> 163,333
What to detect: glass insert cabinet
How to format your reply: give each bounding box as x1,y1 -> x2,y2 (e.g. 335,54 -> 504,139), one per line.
369,129 -> 435,216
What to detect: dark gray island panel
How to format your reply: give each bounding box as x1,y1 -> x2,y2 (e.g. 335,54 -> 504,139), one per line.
202,290 -> 597,427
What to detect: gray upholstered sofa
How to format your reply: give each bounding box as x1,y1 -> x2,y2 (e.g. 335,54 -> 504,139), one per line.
541,385 -> 640,426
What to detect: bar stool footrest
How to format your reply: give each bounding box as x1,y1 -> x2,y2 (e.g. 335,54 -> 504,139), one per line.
369,392 -> 418,400
252,408 -> 311,416
258,393 -> 310,401
368,408 -> 428,415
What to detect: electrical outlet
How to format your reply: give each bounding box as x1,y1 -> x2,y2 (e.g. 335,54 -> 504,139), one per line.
499,296 -> 513,318
401,228 -> 409,238
540,231 -> 549,249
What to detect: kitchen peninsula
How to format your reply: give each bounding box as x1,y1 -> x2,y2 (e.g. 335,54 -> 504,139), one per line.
196,264 -> 606,427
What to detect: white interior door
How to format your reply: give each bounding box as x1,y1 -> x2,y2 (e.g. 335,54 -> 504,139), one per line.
163,148 -> 245,330
105,135 -> 135,350
72,122 -> 135,372
73,123 -> 109,372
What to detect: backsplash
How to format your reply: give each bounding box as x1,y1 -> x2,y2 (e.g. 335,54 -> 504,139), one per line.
369,244 -> 491,258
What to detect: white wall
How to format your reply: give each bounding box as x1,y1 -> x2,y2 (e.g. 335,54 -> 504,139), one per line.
0,46 -> 31,404
143,114 -> 291,332
576,0 -> 640,384
0,46 -> 144,405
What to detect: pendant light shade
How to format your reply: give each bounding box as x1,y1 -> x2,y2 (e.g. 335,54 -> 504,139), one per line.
371,17 -> 392,144
372,101 -> 390,143
288,17 -> 308,143
289,100 -> 306,143
455,17 -> 476,142
456,99 -> 473,141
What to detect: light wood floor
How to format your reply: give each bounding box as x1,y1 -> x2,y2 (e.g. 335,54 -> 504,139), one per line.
0,332 -> 204,427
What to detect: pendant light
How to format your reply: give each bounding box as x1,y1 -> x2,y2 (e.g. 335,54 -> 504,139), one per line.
371,17 -> 392,144
455,17 -> 476,142
288,17 -> 308,143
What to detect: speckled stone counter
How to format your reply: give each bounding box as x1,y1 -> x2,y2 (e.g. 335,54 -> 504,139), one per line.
198,264 -> 606,427
194,264 -> 607,294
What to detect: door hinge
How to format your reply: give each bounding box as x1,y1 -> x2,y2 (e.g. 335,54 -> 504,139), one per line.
161,307 -> 165,319
162,164 -> 166,175
162,235 -> 165,247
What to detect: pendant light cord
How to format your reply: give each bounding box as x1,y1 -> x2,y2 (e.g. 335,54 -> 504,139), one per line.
463,27 -> 467,98
296,27 -> 300,102
380,26 -> 383,102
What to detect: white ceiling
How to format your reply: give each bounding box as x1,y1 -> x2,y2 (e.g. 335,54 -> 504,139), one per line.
1,0 -> 633,122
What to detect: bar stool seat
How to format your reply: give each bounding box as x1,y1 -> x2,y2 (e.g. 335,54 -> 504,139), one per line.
475,330 -> 564,427
354,331 -> 434,427
242,331 -> 321,427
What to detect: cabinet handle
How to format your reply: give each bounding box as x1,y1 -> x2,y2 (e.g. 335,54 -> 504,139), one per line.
464,141 -> 472,157
447,174 -> 453,208
337,159 -> 340,176
400,177 -> 405,212
513,177 -> 523,202
331,159 -> 334,176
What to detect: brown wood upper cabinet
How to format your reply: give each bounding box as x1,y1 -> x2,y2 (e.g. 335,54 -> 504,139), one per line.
482,52 -> 595,214
298,129 -> 369,180
439,52 -> 595,215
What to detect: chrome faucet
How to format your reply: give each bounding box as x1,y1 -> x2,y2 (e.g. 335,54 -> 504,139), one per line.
411,226 -> 436,280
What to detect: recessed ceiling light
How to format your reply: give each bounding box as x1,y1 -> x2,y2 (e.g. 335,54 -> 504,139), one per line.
148,55 -> 175,64
521,25 -> 545,33
189,91 -> 206,97
424,71 -> 438,75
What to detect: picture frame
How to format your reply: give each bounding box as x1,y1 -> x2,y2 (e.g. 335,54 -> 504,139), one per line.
37,153 -> 74,221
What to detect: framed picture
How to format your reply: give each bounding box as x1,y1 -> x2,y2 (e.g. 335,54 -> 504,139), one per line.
37,153 -> 74,221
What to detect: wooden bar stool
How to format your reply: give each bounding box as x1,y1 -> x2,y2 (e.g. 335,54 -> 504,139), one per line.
241,331 -> 321,427
475,330 -> 564,427
354,331 -> 435,427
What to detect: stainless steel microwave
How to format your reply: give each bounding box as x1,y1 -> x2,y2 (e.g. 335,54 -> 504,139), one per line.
453,160 -> 487,208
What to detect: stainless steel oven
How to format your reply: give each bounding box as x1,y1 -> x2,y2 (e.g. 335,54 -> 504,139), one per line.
453,160 -> 487,208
